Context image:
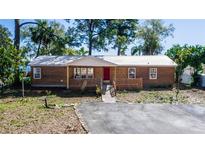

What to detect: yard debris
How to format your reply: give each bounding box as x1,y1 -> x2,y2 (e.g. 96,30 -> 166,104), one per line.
116,88 -> 205,104
192,89 -> 198,92
39,96 -> 76,109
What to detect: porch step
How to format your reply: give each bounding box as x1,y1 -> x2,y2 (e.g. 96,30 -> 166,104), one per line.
101,84 -> 116,103
103,80 -> 110,84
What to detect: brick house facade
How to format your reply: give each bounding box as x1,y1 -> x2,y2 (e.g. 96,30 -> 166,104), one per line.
29,55 -> 177,90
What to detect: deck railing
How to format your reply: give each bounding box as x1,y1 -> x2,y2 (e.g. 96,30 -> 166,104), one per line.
69,77 -> 143,90
115,78 -> 143,89
69,78 -> 101,88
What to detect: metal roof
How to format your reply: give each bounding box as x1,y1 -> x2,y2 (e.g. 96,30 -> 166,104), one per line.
28,56 -> 81,66
29,55 -> 177,67
101,55 -> 177,66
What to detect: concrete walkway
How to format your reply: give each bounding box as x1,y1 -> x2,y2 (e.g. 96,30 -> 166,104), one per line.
76,103 -> 205,134
101,84 -> 116,103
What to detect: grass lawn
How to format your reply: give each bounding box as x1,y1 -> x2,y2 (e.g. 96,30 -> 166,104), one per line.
0,88 -> 100,133
116,87 -> 205,104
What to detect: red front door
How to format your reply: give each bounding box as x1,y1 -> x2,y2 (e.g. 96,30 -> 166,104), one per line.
103,67 -> 110,80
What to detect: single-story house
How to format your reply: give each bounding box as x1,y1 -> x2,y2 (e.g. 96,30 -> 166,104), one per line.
29,55 -> 177,90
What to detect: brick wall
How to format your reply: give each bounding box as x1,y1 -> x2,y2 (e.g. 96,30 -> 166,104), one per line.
31,66 -> 175,89
137,66 -> 175,87
115,67 -> 141,89
31,66 -> 67,87
114,66 -> 175,88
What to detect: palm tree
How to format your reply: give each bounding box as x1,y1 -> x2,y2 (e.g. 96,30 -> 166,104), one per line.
29,20 -> 57,57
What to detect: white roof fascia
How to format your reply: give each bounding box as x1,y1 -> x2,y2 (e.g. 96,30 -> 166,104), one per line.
67,56 -> 117,67
115,64 -> 177,67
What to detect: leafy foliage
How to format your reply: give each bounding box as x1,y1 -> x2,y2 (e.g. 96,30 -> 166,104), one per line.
65,19 -> 108,55
0,25 -> 25,92
166,44 -> 205,85
63,47 -> 88,56
132,20 -> 174,55
106,19 -> 138,55
21,20 -> 68,57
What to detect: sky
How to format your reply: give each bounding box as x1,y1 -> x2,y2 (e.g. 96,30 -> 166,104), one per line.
1,19 -> 205,55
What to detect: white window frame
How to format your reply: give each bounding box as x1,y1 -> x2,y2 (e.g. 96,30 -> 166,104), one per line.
33,67 -> 41,79
74,67 -> 94,79
87,67 -> 94,79
128,67 -> 136,79
149,68 -> 157,80
74,68 -> 81,79
81,68 -> 87,79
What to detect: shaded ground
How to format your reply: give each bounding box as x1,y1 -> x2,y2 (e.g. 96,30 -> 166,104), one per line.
116,88 -> 205,104
77,103 -> 205,134
0,88 -> 100,133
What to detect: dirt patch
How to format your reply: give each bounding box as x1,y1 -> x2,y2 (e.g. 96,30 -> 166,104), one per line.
116,88 -> 205,104
180,88 -> 205,104
0,98 -> 86,133
0,89 -> 100,134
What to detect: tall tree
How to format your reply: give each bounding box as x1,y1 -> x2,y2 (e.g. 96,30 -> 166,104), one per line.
21,20 -> 67,57
0,25 -> 24,92
14,19 -> 37,50
66,19 -> 107,55
106,19 -> 138,55
132,20 -> 174,55
14,19 -> 20,50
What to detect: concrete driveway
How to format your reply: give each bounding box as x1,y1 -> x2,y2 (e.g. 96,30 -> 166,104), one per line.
76,103 -> 205,134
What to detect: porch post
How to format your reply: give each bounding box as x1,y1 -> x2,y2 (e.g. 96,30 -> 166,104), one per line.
67,66 -> 69,89
114,66 -> 117,91
115,67 -> 116,81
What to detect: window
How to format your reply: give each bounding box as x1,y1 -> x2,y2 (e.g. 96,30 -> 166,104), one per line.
128,68 -> 136,79
33,67 -> 41,79
74,68 -> 81,79
74,67 -> 94,79
81,68 -> 87,79
87,68 -> 94,79
149,68 -> 157,79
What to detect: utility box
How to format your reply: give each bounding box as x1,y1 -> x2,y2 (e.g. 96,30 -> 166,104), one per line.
201,74 -> 205,87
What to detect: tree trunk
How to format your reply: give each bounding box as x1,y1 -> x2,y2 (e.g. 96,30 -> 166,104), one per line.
0,85 -> 4,96
117,48 -> 120,56
14,19 -> 20,50
88,41 -> 92,55
36,39 -> 42,57
14,20 -> 38,50
149,48 -> 152,55
117,45 -> 121,56
13,19 -> 21,86
88,19 -> 93,56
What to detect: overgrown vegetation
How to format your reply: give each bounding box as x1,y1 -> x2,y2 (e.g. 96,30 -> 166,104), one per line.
131,20 -> 174,55
0,25 -> 26,93
166,44 -> 205,85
